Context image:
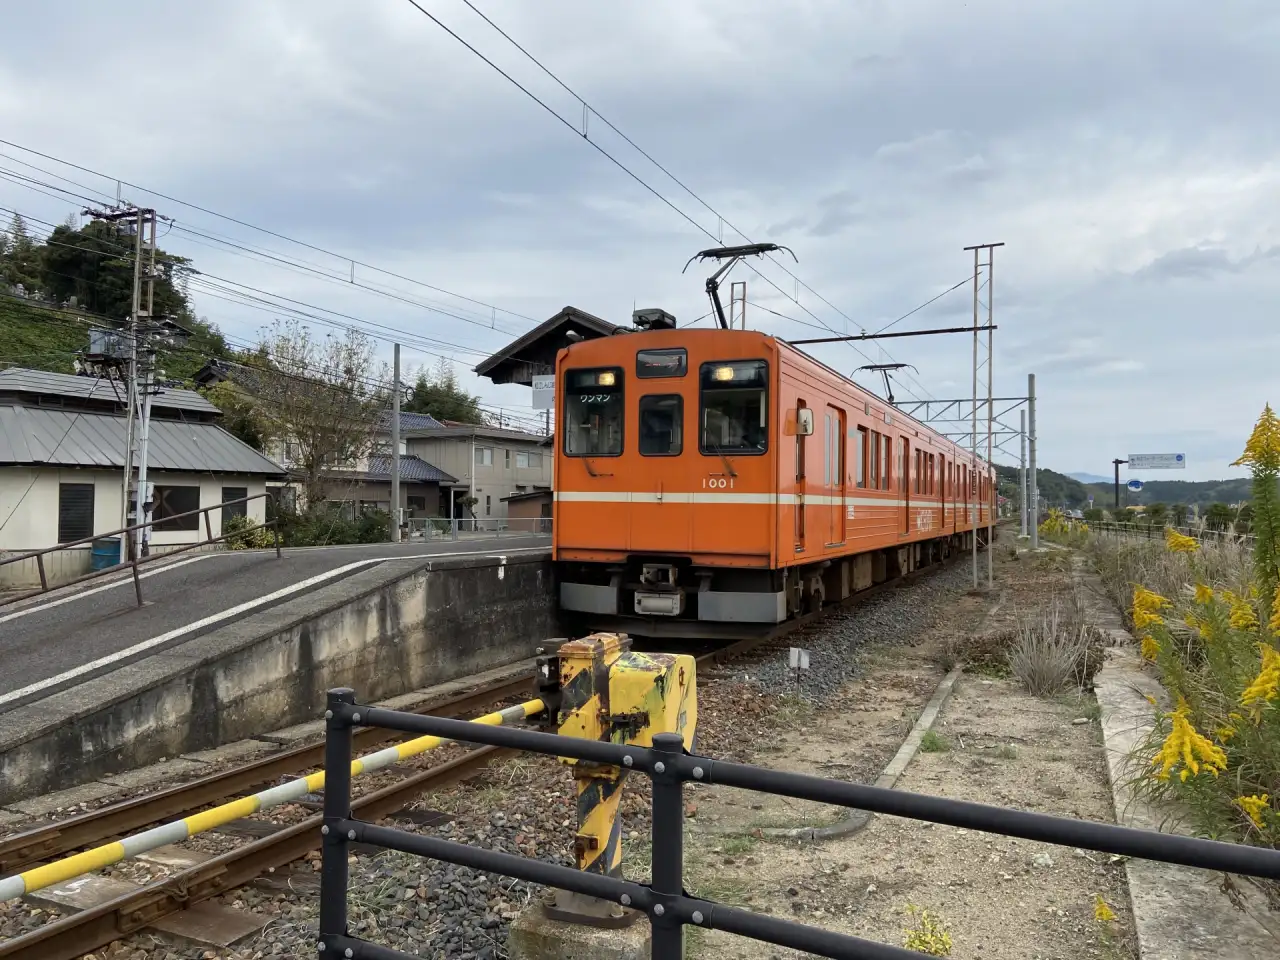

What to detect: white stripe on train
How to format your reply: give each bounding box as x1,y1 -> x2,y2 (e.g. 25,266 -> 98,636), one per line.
555,491 -> 989,510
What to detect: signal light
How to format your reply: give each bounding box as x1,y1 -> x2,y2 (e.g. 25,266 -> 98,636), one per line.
597,371 -> 616,386
713,366 -> 735,381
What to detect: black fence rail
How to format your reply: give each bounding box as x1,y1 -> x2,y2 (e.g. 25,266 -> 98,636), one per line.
1092,520 -> 1254,546
0,491 -> 281,609
319,688 -> 1280,960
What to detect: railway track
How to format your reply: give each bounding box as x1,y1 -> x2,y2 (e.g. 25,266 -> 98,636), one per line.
0,546 -> 972,959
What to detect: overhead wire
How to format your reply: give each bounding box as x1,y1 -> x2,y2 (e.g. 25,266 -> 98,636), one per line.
438,0 -> 959,403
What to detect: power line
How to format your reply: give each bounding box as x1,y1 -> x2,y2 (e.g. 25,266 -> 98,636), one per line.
407,1 -> 945,403
0,137 -> 544,329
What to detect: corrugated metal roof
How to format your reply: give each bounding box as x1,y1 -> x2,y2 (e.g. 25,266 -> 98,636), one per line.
366,454 -> 456,483
0,405 -> 286,476
376,411 -> 446,432
0,367 -> 219,414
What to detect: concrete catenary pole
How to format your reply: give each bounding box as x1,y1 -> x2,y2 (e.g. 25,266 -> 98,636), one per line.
1019,408 -> 1028,537
130,210 -> 158,560
118,207 -> 144,562
391,343 -> 401,543
1028,373 -> 1038,550
985,252 -> 995,590
970,247 -> 979,589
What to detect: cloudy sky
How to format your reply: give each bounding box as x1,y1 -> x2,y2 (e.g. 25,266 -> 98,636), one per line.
2,0 -> 1277,480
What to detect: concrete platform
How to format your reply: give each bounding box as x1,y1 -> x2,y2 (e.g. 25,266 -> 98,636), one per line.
0,544 -> 556,804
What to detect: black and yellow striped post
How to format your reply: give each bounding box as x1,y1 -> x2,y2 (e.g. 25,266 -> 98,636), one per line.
544,632 -> 697,927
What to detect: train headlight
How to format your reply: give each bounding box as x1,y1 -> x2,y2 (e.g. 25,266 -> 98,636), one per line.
597,371 -> 616,386
712,366 -> 735,382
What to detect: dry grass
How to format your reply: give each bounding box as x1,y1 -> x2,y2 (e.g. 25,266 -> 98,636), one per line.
1007,590 -> 1106,696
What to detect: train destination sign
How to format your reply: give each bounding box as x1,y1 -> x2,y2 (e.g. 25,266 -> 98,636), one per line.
1128,453 -> 1185,470
531,375 -> 555,410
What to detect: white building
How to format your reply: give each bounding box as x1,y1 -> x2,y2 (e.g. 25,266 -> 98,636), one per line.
0,368 -> 287,587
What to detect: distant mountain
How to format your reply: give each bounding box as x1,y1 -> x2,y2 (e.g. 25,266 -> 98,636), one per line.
1067,472 -> 1111,484
1081,478 -> 1256,510
995,464 -> 1090,507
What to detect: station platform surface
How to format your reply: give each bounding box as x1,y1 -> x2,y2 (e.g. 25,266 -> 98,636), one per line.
0,535 -> 551,712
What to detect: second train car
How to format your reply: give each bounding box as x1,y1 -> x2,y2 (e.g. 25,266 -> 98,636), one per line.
553,321 -> 995,637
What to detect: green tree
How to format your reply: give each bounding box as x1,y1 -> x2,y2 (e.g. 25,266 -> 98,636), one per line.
1204,502 -> 1233,531
1171,503 -> 1189,526
1146,502 -> 1168,525
201,378 -> 269,451
2,213 -> 41,290
1083,507 -> 1104,523
404,357 -> 487,425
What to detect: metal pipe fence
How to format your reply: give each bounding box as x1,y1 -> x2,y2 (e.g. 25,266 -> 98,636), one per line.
319,689 -> 1280,960
404,516 -> 552,541
0,492 -> 280,609
1091,520 -> 1254,546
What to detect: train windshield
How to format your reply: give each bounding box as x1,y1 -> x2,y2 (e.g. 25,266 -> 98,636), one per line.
699,360 -> 768,455
563,367 -> 624,456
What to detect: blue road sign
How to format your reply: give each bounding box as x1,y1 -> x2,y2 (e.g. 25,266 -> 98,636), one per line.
1127,479 -> 1144,492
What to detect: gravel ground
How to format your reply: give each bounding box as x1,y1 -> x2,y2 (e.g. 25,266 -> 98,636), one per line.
0,553 -> 987,959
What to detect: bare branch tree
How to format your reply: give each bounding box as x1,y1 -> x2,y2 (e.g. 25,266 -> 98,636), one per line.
247,319 -> 390,506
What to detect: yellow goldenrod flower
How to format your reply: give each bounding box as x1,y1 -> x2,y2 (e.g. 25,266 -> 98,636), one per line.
1231,403 -> 1280,468
1215,725 -> 1237,743
1094,895 -> 1117,923
1140,635 -> 1160,660
1134,585 -> 1170,612
1151,699 -> 1228,782
1229,599 -> 1260,631
1236,794 -> 1271,829
1271,583 -> 1280,636
1165,528 -> 1199,553
1240,645 -> 1280,716
1143,693 -> 1158,706
1194,583 -> 1214,605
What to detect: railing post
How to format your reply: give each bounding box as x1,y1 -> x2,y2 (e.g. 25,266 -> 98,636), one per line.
131,554 -> 143,607
649,732 -> 686,958
203,508 -> 214,545
319,688 -> 356,953
36,554 -> 47,593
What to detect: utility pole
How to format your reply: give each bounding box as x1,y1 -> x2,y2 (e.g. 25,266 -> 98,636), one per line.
391,343 -> 401,543
1019,409 -> 1028,537
85,204 -> 157,561
963,241 -> 1003,589
1112,458 -> 1128,511
1028,373 -> 1039,550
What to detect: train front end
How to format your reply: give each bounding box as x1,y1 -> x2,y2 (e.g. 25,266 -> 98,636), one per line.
553,327 -> 782,636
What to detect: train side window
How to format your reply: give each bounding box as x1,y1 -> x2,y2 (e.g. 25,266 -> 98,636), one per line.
699,360 -> 768,456
869,432 -> 880,487
855,427 -> 868,488
636,348 -> 687,378
638,394 -> 683,456
564,367 -> 624,457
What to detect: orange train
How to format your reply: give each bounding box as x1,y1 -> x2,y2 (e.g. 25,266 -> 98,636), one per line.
552,322 -> 995,637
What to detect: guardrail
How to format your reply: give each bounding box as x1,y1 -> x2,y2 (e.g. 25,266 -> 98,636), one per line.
0,492 -> 280,610
406,516 -> 552,541
319,688 -> 1280,960
1092,520 -> 1255,546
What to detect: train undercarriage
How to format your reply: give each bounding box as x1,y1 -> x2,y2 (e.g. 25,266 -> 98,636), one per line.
558,527 -> 995,640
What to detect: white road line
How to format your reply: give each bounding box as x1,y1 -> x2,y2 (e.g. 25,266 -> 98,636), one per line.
0,555 -> 214,626
0,545 -> 549,707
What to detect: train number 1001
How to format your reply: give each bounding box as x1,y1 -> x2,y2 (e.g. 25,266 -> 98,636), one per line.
702,477 -> 736,489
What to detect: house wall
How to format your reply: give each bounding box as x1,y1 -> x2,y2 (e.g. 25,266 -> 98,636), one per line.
408,435 -> 552,520
505,493 -> 552,524
0,468 -> 269,587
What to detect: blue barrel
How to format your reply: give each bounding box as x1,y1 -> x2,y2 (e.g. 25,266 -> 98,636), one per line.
90,537 -> 121,570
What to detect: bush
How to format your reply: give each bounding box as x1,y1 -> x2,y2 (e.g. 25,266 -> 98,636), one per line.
222,513 -> 275,550
1007,593 -> 1106,696
277,506 -> 391,546
1095,405 -> 1279,881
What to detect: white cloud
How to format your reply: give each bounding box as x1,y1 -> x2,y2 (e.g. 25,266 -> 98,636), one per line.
1,0 -> 1277,480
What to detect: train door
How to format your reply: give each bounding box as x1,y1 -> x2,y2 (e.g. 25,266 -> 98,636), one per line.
900,436 -> 910,534
794,400 -> 808,552
939,454 -> 946,531
825,405 -> 845,545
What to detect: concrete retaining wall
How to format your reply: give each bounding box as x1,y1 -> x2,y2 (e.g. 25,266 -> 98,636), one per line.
0,551 -> 557,804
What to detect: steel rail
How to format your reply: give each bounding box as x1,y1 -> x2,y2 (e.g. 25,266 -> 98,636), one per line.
0,745 -> 511,960
0,674 -> 531,874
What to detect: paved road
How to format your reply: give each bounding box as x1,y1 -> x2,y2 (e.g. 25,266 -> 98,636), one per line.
0,535 -> 550,708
